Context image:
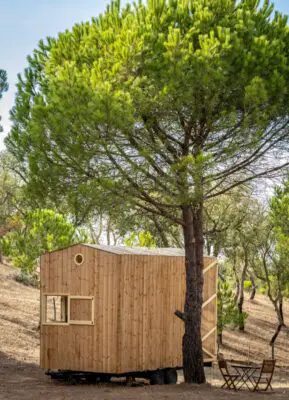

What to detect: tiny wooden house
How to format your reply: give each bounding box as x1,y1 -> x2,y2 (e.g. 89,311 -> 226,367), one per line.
40,244 -> 217,375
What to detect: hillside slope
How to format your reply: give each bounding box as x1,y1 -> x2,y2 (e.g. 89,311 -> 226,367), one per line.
222,295 -> 289,366
0,262 -> 289,366
0,263 -> 39,364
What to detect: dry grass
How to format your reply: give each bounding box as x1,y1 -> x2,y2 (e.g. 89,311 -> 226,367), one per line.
0,262 -> 289,399
0,263 -> 39,364
221,295 -> 289,366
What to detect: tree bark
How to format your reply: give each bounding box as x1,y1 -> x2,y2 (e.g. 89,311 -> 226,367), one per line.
263,253 -> 286,359
217,332 -> 223,345
270,297 -> 284,327
249,273 -> 256,301
279,297 -> 284,322
182,204 -> 205,383
175,309 -> 186,322
232,259 -> 240,303
237,250 -> 248,331
270,321 -> 284,360
266,292 -> 286,359
237,296 -> 244,331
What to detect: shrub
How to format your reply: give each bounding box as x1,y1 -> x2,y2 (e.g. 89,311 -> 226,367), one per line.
243,280 -> 252,291
258,286 -> 267,295
14,271 -> 39,288
2,209 -> 86,278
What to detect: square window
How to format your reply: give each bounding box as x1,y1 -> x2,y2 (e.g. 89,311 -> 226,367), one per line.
43,295 -> 68,324
41,295 -> 94,326
69,296 -> 94,325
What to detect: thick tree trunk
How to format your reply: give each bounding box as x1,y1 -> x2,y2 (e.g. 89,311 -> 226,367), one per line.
182,205 -> 205,384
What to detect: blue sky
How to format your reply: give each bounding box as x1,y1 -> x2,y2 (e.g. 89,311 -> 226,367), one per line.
0,0 -> 289,149
0,0 -> 112,148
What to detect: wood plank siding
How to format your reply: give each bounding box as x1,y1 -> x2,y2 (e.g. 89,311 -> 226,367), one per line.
40,244 -> 217,373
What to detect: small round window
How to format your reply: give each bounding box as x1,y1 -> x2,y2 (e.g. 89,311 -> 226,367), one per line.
74,253 -> 84,266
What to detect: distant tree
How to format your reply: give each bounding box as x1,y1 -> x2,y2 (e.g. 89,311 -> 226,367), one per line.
116,211 -> 182,247
83,209 -> 182,247
217,279 -> 247,346
6,0 -> 289,382
204,188 -> 252,257
0,70 -> 8,96
2,209 -> 86,279
252,182 -> 289,357
224,199 -> 265,331
0,152 -> 23,263
271,182 -> 289,237
124,230 -> 156,247
0,69 -> 8,131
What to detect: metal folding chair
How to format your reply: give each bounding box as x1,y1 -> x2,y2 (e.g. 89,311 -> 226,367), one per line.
252,359 -> 276,392
218,359 -> 240,390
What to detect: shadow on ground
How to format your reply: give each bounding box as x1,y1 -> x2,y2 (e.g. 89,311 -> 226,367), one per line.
0,351 -> 289,400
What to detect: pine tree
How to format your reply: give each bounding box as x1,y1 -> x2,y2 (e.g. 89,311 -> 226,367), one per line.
0,69 -> 8,131
6,0 -> 289,383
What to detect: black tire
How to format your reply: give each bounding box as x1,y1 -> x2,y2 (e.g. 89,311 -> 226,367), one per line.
86,374 -> 98,384
164,368 -> 177,384
99,374 -> 111,383
150,370 -> 165,385
67,375 -> 78,385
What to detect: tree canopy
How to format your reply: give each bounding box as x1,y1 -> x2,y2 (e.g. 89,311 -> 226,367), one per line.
7,0 -> 289,213
2,208 -> 86,279
6,0 -> 289,383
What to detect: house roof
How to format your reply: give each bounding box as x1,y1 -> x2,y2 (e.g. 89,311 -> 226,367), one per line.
84,244 -> 185,256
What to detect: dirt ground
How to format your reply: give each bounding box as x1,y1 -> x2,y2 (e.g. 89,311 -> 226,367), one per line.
1,262 -> 289,399
1,359 -> 289,400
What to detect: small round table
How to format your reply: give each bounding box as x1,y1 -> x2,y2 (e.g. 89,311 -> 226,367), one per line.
231,363 -> 261,391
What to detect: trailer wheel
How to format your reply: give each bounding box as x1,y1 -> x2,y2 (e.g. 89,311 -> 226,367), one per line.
67,375 -> 78,385
164,368 -> 177,384
150,370 -> 165,385
99,374 -> 111,383
87,374 -> 98,384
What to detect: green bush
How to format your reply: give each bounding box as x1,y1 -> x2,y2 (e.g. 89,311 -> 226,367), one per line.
2,209 -> 86,278
14,272 -> 39,288
258,286 -> 267,295
217,280 -> 249,337
243,280 -> 252,291
217,281 -> 239,333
